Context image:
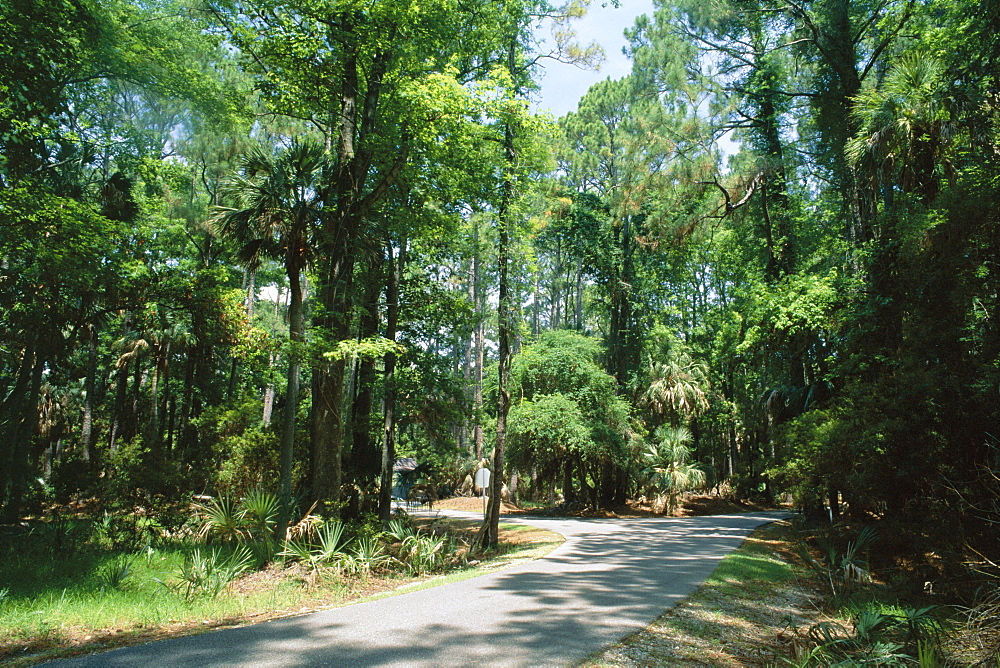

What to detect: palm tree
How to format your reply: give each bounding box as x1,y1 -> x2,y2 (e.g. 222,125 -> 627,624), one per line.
643,347 -> 710,426
642,425 -> 706,515
213,137 -> 326,542
846,55 -> 954,204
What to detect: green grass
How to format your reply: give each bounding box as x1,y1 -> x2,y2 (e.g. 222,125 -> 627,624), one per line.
498,522 -> 537,533
0,545 -> 308,648
705,529 -> 799,595
581,520 -> 810,667
1,518 -> 563,666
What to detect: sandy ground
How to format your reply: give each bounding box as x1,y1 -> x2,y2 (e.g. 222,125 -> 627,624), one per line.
432,494 -> 771,518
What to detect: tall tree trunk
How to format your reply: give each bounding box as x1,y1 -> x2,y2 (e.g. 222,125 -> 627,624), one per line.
80,324 -> 98,462
575,259 -> 584,330
480,38 -> 519,548
472,219 -> 485,460
350,258 -> 383,486
146,342 -> 168,460
1,341 -> 43,522
379,238 -> 405,522
262,293 -> 282,427
276,258 -> 305,537
311,254 -> 354,512
462,253 -> 475,453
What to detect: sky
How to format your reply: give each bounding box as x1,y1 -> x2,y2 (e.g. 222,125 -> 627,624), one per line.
532,0 -> 656,118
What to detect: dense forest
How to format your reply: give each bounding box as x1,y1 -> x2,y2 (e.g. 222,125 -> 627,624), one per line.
2,0 -> 998,567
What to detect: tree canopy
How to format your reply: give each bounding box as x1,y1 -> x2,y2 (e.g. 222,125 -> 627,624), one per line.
1,0 -> 999,580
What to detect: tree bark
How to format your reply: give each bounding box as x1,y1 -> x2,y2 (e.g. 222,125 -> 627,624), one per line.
379,238 -> 405,522
480,38 -> 519,548
350,257 -> 383,487
276,259 -> 305,540
80,324 -> 98,462
0,342 -> 43,522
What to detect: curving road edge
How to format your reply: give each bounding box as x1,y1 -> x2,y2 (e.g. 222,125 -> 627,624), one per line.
49,511 -> 789,667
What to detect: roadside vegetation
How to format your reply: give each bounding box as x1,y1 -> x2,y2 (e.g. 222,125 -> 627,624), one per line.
4,0 -> 1000,651
585,517 -> 1000,667
0,500 -> 561,667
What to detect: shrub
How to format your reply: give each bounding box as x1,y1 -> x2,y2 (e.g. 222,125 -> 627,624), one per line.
169,546 -> 254,602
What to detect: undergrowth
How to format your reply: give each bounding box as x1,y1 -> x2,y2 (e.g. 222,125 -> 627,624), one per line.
0,499 -> 556,666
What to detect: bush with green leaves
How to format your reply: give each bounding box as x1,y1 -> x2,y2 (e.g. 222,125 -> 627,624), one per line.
279,519 -> 351,582
97,554 -> 135,591
103,437 -> 188,506
507,394 -> 590,488
504,331 -> 632,506
30,515 -> 92,554
796,526 -> 878,600
195,487 -> 283,545
385,517 -> 469,575
192,399 -> 282,495
797,603 -> 943,666
342,535 -> 392,577
168,546 -> 254,602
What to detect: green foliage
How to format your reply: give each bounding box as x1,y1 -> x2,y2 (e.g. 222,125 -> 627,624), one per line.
643,328 -> 711,426
384,517 -> 468,575
507,394 -> 590,481
641,425 -> 706,514
505,330 -> 632,504
195,488 -> 283,554
511,331 -> 630,440
97,555 -> 135,591
94,511 -> 166,553
197,495 -> 244,543
194,399 -> 282,493
104,438 -> 185,506
240,488 -> 280,541
322,337 -> 406,362
279,519 -> 351,580
796,527 -> 878,600
169,546 -> 254,602
344,535 -> 392,577
801,602 -> 944,665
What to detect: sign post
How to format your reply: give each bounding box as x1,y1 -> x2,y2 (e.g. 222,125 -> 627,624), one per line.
474,468 -> 491,517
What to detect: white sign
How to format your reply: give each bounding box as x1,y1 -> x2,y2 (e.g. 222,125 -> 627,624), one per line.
474,468 -> 491,491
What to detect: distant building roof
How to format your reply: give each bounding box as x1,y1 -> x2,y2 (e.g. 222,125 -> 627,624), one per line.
393,457 -> 418,472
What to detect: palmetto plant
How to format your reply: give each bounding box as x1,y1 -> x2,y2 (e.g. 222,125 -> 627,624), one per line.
279,519 -> 352,583
642,425 -> 706,514
97,554 -> 134,590
796,526 -> 878,599
240,488 -> 280,540
644,350 -> 710,425
846,55 -> 954,203
343,535 -> 392,577
799,602 -> 942,665
195,489 -> 283,551
196,495 -> 244,542
386,518 -> 416,542
170,546 -> 254,602
400,534 -> 447,575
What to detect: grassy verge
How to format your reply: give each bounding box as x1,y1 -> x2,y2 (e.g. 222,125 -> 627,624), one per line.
1,521 -> 562,667
580,519 -> 819,667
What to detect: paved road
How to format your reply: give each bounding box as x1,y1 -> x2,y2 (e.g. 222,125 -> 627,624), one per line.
51,511 -> 788,667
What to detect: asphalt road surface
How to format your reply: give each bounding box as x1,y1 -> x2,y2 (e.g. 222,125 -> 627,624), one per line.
50,510 -> 788,667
